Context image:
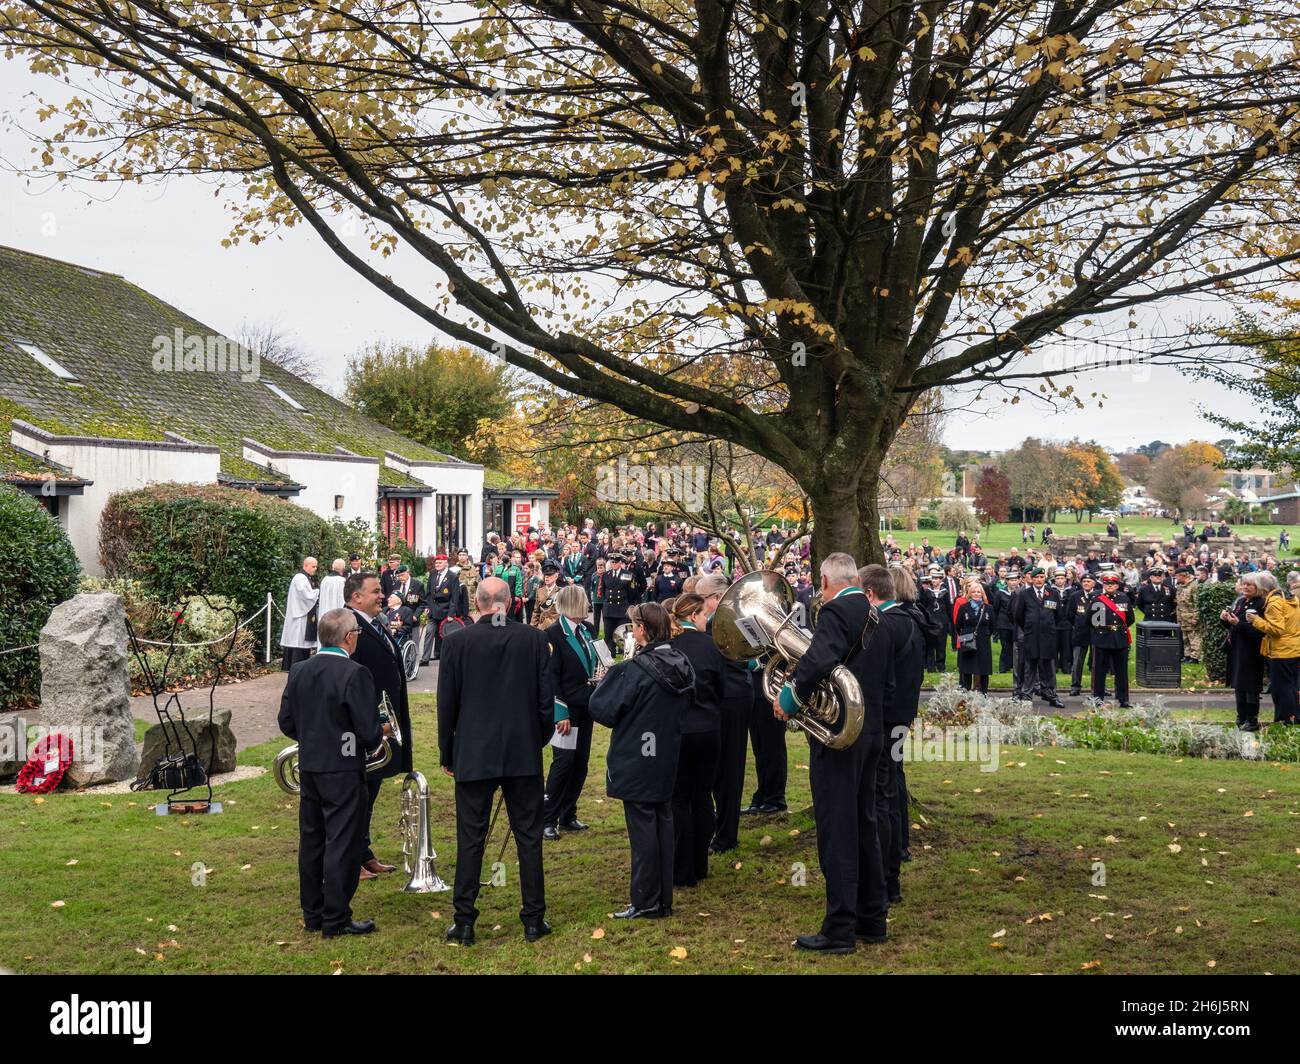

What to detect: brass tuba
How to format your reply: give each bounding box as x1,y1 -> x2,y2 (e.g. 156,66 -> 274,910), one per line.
711,570 -> 865,750
274,691 -> 403,796
398,771 -> 450,893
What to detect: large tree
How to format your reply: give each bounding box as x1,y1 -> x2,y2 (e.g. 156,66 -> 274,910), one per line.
6,0 -> 1300,563
1147,441 -> 1224,518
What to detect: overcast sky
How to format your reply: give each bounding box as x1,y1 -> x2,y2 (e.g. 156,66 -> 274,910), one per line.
0,58 -> 1267,456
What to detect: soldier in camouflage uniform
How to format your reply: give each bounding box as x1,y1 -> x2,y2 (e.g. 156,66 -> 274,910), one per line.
1174,565 -> 1202,663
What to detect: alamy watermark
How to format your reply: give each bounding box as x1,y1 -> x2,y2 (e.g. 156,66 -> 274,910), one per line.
0,717 -> 108,772
891,723 -> 1001,772
151,328 -> 260,382
595,458 -> 706,509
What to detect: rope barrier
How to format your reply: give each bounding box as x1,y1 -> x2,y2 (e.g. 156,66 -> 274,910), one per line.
130,602 -> 271,647
0,642 -> 39,656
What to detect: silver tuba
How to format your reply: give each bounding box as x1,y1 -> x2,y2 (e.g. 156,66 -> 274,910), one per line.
711,570 -> 866,750
398,771 -> 450,893
274,691 -> 403,796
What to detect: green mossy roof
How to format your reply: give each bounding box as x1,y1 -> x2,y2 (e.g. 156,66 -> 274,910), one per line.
0,245 -> 459,481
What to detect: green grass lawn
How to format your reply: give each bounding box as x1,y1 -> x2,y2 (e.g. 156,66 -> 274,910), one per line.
900,518 -> 1291,556
2,694 -> 1297,974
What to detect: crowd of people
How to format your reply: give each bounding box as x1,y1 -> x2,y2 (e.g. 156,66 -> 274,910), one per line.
275,515 -> 1297,948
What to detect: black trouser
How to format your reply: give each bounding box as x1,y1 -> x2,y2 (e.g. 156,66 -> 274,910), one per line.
1026,655 -> 1057,702
602,611 -> 628,658
592,602 -> 603,639
896,757 -> 910,860
1056,630 -> 1072,674
1235,687 -> 1261,728
809,727 -> 887,943
624,800 -> 674,912
876,730 -> 905,895
672,730 -> 720,886
1070,645 -> 1090,692
452,775 -> 546,927
711,694 -> 750,849
997,632 -> 1014,673
925,632 -> 947,672
282,646 -> 312,672
748,676 -> 787,809
1091,646 -> 1129,703
1012,639 -> 1028,696
423,613 -> 449,662
298,770 -> 368,932
544,722 -> 593,828
1267,657 -> 1299,723
361,774 -> 384,863
960,672 -> 989,693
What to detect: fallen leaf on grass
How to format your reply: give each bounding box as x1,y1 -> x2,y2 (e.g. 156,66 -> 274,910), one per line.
760,835 -> 773,847
65,859 -> 78,866
669,946 -> 688,960
591,928 -> 606,940
1207,959 -> 1217,969
50,900 -> 65,909
1167,843 -> 1182,854
991,928 -> 1007,938
1081,960 -> 1101,970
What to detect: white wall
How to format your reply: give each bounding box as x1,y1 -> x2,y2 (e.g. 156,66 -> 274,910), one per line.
388,454 -> 484,557
243,441 -> 378,531
12,423 -> 220,575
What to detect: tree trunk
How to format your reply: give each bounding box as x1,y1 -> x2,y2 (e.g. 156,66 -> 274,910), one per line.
808,482 -> 875,576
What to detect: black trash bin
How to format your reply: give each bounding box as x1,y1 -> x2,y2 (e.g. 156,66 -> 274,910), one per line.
1136,620 -> 1182,688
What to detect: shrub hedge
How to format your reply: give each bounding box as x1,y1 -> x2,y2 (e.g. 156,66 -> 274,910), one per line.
1195,580 -> 1238,685
1,485 -> 81,709
99,483 -> 371,617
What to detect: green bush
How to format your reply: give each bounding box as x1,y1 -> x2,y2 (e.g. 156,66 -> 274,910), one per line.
99,483 -> 371,618
1196,580 -> 1238,685
1,485 -> 81,709
917,513 -> 939,530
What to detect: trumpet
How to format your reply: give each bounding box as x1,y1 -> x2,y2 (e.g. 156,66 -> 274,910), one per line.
711,570 -> 866,750
274,692 -> 403,796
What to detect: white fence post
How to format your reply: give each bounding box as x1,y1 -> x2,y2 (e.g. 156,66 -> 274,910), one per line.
264,591 -> 273,664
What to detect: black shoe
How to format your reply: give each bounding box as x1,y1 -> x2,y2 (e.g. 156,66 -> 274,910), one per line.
1068,688 -> 1081,697
613,904 -> 667,920
854,925 -> 888,944
543,824 -> 561,841
794,933 -> 855,954
887,883 -> 902,904
1240,721 -> 1260,732
739,804 -> 763,815
446,922 -> 475,946
1048,700 -> 1065,709
303,921 -> 322,933
524,920 -> 552,942
560,819 -> 588,831
753,803 -> 787,814
323,919 -> 375,938
709,841 -> 735,855
1118,702 -> 1133,708
900,848 -> 912,863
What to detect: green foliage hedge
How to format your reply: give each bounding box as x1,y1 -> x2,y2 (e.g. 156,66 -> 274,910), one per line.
1196,580 -> 1239,685
1,485 -> 81,709
99,483 -> 371,617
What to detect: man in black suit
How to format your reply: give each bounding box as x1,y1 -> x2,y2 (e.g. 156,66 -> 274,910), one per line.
422,554 -> 461,664
1012,567 -> 1066,708
775,554 -> 890,954
277,608 -> 385,938
438,577 -> 555,945
392,565 -> 426,619
344,571 -> 415,880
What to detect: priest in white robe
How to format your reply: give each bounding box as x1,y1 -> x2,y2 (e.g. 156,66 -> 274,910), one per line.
318,558 -> 347,616
280,557 -> 320,670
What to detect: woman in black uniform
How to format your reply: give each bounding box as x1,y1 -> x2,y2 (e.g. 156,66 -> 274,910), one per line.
953,579 -> 994,693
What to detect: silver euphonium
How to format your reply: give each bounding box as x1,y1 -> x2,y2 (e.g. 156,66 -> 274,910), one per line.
398,771 -> 450,893
711,570 -> 866,750
274,691 -> 403,796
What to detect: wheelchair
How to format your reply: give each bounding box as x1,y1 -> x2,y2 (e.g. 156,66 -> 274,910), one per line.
390,622 -> 421,682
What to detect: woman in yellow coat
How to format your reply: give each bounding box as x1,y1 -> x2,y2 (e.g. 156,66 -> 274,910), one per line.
1244,571 -> 1300,724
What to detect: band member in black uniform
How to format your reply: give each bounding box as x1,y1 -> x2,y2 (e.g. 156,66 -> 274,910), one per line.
343,572 -> 414,880
668,594 -> 724,887
423,553 -> 461,663
1067,573 -> 1097,696
277,608 -> 384,938
543,585 -> 599,839
775,555 -> 890,953
1221,575 -> 1266,730
1135,564 -> 1176,621
953,580 -> 994,693
588,602 -> 696,919
877,566 -> 924,904
696,573 -> 753,851
1013,567 -> 1065,708
993,574 -> 1018,674
438,577 -> 554,944
600,553 -> 636,656
1052,571 -> 1073,674
1091,572 -> 1135,706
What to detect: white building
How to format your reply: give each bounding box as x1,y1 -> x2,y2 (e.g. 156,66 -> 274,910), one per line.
0,245 -> 554,573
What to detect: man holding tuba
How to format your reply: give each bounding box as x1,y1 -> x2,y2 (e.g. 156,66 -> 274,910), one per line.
773,555 -> 893,954
277,607 -> 388,938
